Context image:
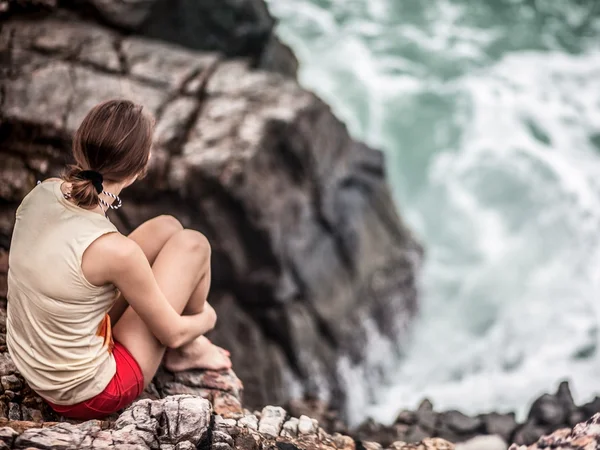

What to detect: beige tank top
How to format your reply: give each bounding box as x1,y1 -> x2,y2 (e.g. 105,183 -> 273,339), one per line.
7,180 -> 119,405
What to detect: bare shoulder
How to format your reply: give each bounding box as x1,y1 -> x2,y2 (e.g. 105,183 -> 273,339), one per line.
83,233 -> 147,284
82,233 -> 144,285
87,233 -> 141,265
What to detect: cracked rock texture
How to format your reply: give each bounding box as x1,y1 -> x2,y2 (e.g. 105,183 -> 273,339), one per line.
0,395 -> 458,450
1,1 -> 422,413
0,0 -> 298,77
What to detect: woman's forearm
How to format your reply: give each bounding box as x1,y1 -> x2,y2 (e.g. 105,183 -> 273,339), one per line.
169,306 -> 217,348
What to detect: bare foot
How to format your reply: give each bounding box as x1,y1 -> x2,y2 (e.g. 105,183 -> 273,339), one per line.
164,336 -> 232,372
205,337 -> 230,356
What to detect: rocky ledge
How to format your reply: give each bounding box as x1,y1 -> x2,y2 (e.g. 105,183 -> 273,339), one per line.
0,395 -> 456,450
1,0 -> 421,413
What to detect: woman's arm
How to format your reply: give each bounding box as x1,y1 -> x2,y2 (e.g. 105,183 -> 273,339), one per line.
84,233 -> 215,348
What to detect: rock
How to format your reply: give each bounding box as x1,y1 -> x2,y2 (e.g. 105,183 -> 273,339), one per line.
527,394 -> 566,427
0,375 -> 21,392
7,396 -> 216,449
0,405 -> 458,450
0,354 -> 16,376
213,429 -> 235,447
580,396 -> 600,417
234,429 -> 262,450
509,413 -> 600,450
84,0 -> 155,30
286,396 -> 332,427
64,0 -> 297,77
259,35 -> 299,77
568,410 -> 586,427
418,400 -> 434,412
7,404 -> 19,421
215,415 -> 238,436
455,435 -> 507,450
281,417 -> 299,438
406,425 -> 431,444
389,438 -> 455,450
120,37 -> 219,91
0,155 -> 34,202
213,392 -> 244,418
396,410 -> 417,426
2,5 -> 421,412
442,411 -> 482,434
480,413 -> 517,443
114,395 -> 212,447
0,427 -> 17,447
238,415 -> 259,432
333,433 -> 355,450
175,442 -> 197,450
21,406 -> 43,422
258,406 -> 286,438
297,415 -> 317,436
556,382 -> 576,415
436,423 -> 461,444
512,422 -> 546,446
393,423 -> 411,442
355,418 -> 403,447
416,401 -> 437,433
361,442 -> 383,450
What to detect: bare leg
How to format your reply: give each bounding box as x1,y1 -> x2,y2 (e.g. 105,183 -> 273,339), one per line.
113,215 -> 229,361
109,215 -> 183,324
112,227 -> 230,386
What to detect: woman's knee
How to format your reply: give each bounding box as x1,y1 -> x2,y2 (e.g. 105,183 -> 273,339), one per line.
170,229 -> 211,262
154,215 -> 184,237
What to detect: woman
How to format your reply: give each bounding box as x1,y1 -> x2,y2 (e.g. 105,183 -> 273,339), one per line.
6,99 -> 231,420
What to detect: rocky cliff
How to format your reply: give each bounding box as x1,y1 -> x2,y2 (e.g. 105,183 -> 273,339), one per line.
0,0 -> 422,412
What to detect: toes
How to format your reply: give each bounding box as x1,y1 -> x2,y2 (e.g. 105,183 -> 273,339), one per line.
219,354 -> 232,370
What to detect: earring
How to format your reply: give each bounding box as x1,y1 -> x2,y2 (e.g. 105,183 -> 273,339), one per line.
99,191 -> 122,211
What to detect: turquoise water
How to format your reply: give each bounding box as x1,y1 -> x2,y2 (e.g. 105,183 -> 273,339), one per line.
266,0 -> 600,424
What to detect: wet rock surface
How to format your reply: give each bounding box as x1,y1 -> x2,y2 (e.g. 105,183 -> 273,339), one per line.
1,2 -> 421,412
352,382 -> 600,448
510,412 -> 600,450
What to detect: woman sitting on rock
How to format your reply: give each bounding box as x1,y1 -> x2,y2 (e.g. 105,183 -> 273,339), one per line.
6,98 -> 231,420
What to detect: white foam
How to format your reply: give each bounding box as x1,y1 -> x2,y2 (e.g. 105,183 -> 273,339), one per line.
364,48 -> 600,424
267,0 -> 600,426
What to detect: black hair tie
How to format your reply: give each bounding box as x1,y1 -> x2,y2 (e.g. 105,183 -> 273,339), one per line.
77,170 -> 104,194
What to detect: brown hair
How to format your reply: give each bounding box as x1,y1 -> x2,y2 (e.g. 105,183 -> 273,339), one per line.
63,99 -> 155,209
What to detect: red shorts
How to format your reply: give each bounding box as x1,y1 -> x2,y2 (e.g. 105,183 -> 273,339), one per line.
46,342 -> 144,420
